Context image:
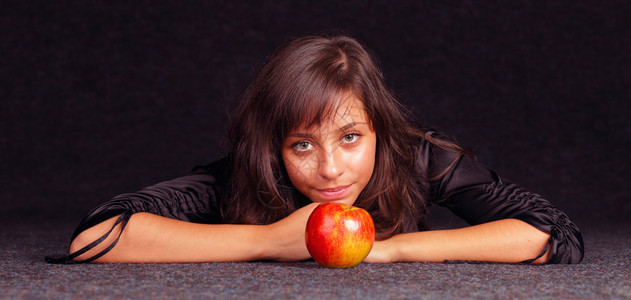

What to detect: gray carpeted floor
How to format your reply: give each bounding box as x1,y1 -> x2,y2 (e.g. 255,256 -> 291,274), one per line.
2,222 -> 630,299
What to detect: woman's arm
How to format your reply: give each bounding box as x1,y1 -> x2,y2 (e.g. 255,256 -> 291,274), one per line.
365,219 -> 551,264
420,142 -> 583,264
70,203 -> 319,263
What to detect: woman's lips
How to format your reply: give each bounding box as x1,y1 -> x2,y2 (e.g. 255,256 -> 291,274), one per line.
315,184 -> 352,200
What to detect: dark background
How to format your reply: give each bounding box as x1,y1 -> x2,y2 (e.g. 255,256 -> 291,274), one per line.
2,1 -> 630,231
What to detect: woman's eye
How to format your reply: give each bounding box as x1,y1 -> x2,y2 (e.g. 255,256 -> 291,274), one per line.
294,142 -> 313,151
342,134 -> 358,143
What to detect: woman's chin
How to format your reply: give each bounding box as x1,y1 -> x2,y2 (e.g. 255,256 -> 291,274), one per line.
309,197 -> 357,206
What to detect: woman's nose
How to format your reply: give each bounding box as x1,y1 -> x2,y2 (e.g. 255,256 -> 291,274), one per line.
318,147 -> 345,180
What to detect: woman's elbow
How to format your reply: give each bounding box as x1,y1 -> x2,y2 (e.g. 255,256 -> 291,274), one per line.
68,215 -> 123,261
557,230 -> 585,264
541,228 -> 585,264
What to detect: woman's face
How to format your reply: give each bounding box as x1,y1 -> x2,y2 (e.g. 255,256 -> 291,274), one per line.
281,94 -> 377,206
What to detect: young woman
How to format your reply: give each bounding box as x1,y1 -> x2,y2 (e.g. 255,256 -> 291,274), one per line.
47,34 -> 584,264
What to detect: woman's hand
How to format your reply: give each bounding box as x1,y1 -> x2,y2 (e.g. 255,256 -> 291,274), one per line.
363,238 -> 398,264
262,202 -> 320,262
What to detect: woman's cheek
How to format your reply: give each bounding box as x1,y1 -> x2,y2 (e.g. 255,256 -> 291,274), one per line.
286,153 -> 317,186
353,142 -> 376,183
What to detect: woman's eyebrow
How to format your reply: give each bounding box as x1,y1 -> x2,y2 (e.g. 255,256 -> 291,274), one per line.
337,121 -> 365,132
287,132 -> 313,138
287,122 -> 367,138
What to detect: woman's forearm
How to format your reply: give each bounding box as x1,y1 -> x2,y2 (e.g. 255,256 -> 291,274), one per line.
70,212 -> 274,263
370,219 -> 551,264
70,203 -> 319,263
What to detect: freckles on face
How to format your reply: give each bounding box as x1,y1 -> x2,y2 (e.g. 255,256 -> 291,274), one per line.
280,96 -> 377,205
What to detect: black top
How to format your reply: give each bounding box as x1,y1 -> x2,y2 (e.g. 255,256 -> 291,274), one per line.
47,139 -> 584,264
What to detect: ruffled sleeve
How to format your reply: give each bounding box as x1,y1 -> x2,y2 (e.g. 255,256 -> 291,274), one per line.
45,156 -> 232,264
423,141 -> 584,264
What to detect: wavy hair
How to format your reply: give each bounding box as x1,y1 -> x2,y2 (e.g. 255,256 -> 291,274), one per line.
223,34 -> 466,239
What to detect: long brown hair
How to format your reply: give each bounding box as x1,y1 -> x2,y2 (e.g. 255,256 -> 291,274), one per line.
223,34 -> 466,239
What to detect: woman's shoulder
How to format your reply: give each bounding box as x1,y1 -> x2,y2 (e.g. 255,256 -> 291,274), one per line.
414,131 -> 464,176
190,154 -> 234,187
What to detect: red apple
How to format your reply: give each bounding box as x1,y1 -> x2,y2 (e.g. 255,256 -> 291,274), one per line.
305,202 -> 375,268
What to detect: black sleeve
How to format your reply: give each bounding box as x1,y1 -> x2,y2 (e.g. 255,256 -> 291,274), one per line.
424,143 -> 584,264
45,157 -> 231,264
